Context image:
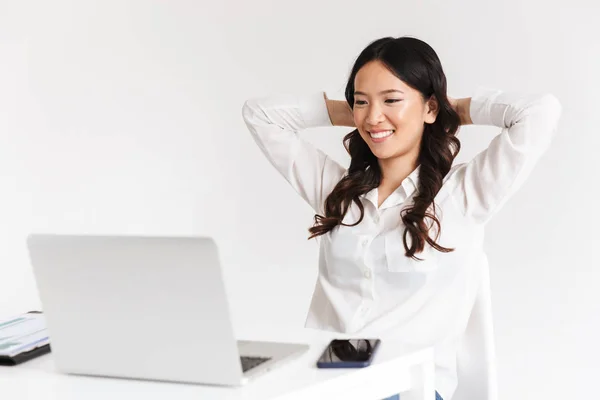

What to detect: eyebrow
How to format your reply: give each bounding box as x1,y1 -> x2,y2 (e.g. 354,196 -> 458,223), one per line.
354,89 -> 404,96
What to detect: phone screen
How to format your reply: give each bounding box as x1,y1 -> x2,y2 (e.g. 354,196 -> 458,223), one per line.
317,339 -> 381,364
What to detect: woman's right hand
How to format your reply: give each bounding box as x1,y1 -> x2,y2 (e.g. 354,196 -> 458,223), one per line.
324,93 -> 356,127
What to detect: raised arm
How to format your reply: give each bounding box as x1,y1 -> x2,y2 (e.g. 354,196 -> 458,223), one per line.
242,92 -> 351,214
450,87 -> 562,224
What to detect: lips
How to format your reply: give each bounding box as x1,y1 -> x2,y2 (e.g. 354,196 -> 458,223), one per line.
367,129 -> 395,143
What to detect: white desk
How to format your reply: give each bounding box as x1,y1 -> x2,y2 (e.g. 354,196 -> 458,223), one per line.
1,332 -> 435,400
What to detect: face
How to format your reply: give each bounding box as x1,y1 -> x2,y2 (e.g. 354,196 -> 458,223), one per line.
352,60 -> 438,162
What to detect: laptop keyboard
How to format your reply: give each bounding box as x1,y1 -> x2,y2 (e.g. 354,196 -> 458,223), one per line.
240,356 -> 271,372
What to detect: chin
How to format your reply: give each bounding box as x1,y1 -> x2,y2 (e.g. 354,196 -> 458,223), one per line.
371,149 -> 396,160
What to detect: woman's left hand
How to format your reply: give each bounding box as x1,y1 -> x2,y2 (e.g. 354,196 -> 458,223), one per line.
448,96 -> 472,126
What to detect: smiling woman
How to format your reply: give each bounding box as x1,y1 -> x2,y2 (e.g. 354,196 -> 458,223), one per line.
242,35 -> 561,400
313,37 -> 463,261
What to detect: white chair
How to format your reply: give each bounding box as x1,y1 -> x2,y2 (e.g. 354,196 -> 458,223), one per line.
452,260 -> 499,400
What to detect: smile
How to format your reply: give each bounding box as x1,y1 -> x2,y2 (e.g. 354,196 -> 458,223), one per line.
368,130 -> 395,143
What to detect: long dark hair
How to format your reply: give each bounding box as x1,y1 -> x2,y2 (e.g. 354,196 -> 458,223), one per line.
308,36 -> 461,260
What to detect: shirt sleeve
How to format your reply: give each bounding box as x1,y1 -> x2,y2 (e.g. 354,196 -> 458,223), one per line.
450,87 -> 563,224
241,92 -> 346,215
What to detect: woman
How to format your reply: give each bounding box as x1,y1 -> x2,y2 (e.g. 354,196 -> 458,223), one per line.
242,36 -> 561,400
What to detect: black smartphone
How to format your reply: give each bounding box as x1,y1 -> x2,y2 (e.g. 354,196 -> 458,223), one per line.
316,338 -> 381,368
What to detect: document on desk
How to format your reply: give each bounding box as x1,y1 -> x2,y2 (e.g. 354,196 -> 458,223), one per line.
0,313 -> 49,357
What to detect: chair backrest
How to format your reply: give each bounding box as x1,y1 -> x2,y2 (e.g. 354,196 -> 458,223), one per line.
452,260 -> 498,400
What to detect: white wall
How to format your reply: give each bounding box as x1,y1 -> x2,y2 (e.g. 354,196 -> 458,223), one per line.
1,0 -> 598,398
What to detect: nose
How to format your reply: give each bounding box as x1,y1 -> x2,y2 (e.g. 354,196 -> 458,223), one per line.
365,104 -> 385,125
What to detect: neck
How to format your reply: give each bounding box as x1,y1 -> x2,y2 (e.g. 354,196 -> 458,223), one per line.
378,153 -> 420,189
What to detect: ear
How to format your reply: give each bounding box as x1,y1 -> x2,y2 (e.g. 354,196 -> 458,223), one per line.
424,96 -> 439,124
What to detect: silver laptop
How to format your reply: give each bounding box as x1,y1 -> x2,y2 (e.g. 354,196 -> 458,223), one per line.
26,234 -> 309,386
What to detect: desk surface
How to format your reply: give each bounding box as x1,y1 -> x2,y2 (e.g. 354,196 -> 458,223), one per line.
1,331 -> 434,400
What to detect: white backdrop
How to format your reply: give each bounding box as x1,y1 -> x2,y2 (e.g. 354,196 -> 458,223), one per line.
1,1 -> 598,398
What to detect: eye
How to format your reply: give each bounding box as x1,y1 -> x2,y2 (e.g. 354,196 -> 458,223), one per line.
355,100 -> 367,105
385,99 -> 402,103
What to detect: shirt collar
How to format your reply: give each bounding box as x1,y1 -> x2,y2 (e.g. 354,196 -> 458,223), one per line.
361,164 -> 421,210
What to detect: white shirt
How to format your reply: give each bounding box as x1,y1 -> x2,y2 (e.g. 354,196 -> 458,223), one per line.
242,87 -> 561,399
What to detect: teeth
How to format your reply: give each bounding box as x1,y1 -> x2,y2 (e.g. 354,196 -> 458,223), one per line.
369,130 -> 394,139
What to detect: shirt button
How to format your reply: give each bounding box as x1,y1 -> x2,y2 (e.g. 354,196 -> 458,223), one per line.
373,214 -> 380,223
364,269 -> 372,279
361,238 -> 369,247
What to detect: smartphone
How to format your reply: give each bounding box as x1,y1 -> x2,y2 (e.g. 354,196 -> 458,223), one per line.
316,338 -> 381,368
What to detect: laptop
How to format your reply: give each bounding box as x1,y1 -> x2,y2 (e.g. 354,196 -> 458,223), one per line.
25,233 -> 309,386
